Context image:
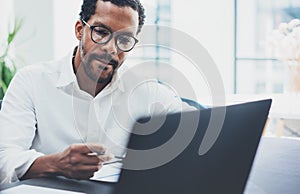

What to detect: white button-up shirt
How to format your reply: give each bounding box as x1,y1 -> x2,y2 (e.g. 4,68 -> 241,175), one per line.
0,52 -> 188,184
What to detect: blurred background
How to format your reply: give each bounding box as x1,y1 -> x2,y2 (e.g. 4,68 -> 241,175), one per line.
1,0 -> 300,137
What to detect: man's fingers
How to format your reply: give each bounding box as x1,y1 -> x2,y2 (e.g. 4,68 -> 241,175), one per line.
68,143 -> 107,155
71,165 -> 100,179
76,164 -> 100,172
69,154 -> 101,165
98,153 -> 114,162
77,153 -> 114,164
86,143 -> 107,154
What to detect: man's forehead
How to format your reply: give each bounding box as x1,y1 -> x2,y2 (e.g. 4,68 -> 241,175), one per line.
94,1 -> 139,20
91,1 -> 139,34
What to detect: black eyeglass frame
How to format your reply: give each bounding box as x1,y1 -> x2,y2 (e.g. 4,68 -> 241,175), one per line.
81,19 -> 139,52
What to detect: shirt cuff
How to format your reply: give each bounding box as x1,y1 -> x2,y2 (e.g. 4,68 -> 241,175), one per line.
3,149 -> 44,183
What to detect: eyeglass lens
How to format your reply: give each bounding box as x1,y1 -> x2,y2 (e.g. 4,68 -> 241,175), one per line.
92,26 -> 136,51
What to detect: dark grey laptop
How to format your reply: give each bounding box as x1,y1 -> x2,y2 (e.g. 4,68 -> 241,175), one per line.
114,99 -> 272,194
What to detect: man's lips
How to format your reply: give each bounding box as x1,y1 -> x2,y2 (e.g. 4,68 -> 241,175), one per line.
95,57 -> 118,69
97,59 -> 110,70
91,58 -> 111,71
86,53 -> 118,72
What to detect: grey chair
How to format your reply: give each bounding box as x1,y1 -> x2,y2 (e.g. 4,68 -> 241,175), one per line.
181,97 -> 206,110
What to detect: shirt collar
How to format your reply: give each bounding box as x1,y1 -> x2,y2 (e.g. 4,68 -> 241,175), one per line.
55,48 -> 125,93
106,67 -> 125,93
55,51 -> 77,88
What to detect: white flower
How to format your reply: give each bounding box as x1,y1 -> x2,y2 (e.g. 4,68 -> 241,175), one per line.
288,19 -> 300,30
267,19 -> 300,62
278,23 -> 289,34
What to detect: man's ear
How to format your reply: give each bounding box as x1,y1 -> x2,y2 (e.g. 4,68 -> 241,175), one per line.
75,20 -> 83,40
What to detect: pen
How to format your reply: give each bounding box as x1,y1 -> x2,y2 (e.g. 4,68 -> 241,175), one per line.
91,152 -> 125,161
114,155 -> 125,160
97,153 -> 125,166
103,159 -> 123,165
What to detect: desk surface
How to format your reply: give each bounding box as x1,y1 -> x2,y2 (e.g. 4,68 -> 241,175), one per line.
245,137 -> 300,194
1,137 -> 300,194
0,176 -> 115,194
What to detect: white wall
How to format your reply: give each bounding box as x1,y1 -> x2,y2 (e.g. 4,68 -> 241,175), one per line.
53,0 -> 82,59
0,0 -> 15,63
1,0 -> 81,67
0,0 -> 14,45
172,0 -> 234,95
13,0 -> 54,67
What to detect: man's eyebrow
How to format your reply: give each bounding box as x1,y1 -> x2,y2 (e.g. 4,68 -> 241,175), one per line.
92,21 -> 136,36
118,31 -> 135,36
92,21 -> 113,31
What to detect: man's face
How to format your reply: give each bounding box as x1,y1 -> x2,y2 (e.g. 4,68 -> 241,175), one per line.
79,1 -> 139,84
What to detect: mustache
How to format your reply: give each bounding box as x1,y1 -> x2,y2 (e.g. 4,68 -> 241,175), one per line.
86,53 -> 119,69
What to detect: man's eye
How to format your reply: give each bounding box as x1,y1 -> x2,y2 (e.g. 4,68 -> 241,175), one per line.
118,36 -> 131,45
94,29 -> 110,37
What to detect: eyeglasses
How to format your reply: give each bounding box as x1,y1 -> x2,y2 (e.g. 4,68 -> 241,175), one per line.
82,19 -> 138,52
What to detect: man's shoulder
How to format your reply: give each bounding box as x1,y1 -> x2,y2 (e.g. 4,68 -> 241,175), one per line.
17,55 -> 70,78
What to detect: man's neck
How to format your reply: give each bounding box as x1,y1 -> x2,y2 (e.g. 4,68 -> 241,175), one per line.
73,47 -> 108,97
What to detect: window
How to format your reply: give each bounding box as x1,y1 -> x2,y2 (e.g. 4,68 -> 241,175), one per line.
126,0 -> 171,64
234,0 -> 300,94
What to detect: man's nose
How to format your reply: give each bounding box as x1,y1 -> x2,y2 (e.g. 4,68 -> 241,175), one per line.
101,37 -> 118,55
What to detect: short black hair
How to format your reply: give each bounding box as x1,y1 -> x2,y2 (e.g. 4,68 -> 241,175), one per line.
79,0 -> 145,34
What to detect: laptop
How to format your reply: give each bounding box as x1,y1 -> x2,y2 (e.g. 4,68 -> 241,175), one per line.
113,99 -> 272,194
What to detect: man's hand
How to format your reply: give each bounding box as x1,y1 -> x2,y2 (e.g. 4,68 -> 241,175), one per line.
21,143 -> 114,180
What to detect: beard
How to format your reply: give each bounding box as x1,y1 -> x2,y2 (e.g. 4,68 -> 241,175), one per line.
79,44 -> 119,84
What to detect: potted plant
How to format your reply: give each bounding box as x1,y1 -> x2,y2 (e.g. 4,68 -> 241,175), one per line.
0,19 -> 23,99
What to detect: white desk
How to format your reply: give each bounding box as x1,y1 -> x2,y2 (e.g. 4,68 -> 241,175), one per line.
245,137 -> 300,194
1,137 -> 299,194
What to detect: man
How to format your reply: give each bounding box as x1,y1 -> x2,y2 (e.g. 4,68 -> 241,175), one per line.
0,0 -> 186,184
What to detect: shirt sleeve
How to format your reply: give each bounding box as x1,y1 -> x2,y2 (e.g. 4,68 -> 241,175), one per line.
0,69 -> 44,184
128,80 -> 196,120
152,82 -> 181,114
151,81 -> 197,114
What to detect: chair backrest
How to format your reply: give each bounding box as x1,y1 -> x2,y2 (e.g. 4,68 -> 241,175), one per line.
181,97 -> 206,110
0,100 -> 2,110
